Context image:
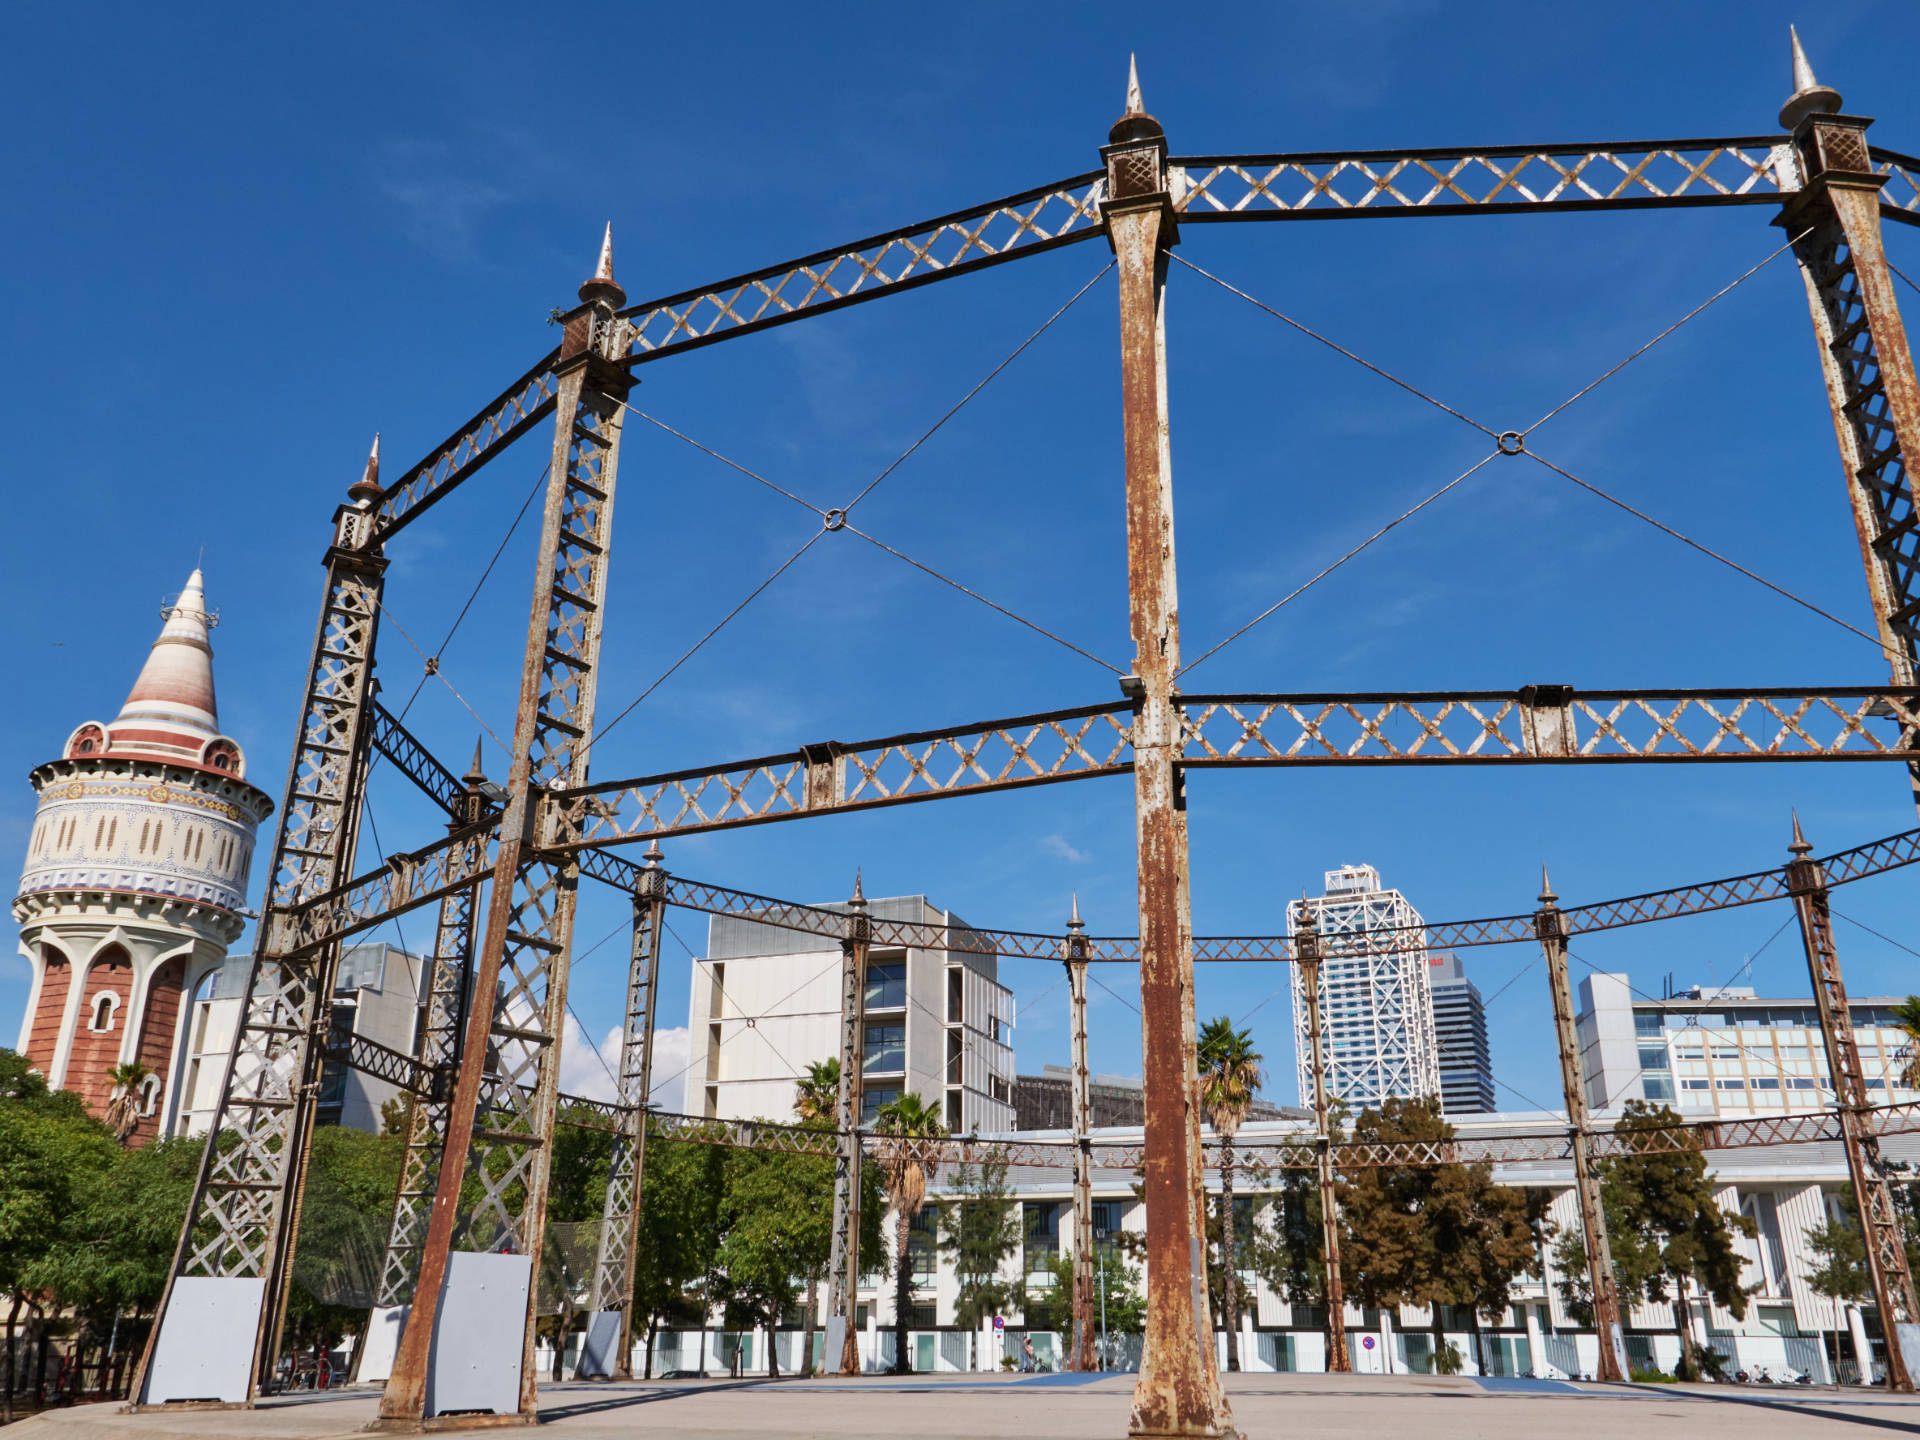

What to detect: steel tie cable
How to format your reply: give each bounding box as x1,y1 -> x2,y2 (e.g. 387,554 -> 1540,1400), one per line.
1833,908 -> 1920,962
618,404 -> 827,518
1171,253 -> 1499,440
1524,446 -> 1904,662
1179,450 -> 1497,678
836,262 -> 1114,517
1522,230 -> 1813,436
844,521 -> 1124,674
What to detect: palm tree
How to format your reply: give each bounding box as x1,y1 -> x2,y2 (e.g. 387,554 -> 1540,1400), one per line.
872,1092 -> 946,1373
1892,998 -> 1920,1090
793,1057 -> 841,1373
794,1058 -> 841,1126
1198,1016 -> 1263,1372
103,1060 -> 152,1144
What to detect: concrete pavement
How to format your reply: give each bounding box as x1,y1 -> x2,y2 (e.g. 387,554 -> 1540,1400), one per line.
11,1371 -> 1918,1440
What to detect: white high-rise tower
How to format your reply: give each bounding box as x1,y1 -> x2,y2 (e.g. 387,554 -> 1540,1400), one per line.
1289,864 -> 1440,1111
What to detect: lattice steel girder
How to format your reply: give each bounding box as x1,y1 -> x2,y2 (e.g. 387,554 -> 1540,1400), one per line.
549,685 -> 1920,854
367,701 -> 472,817
1170,138 -> 1792,220
1873,147 -> 1920,227
267,822 -> 500,959
372,356 -> 560,543
133,505 -> 387,1409
381,299 -> 630,1424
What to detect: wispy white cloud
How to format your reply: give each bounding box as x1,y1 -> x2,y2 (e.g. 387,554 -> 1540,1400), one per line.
1042,834 -> 1089,863
557,1013 -> 690,1114
374,140 -> 511,263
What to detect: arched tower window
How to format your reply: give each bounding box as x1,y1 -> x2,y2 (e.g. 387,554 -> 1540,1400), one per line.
138,1073 -> 163,1116
88,992 -> 120,1032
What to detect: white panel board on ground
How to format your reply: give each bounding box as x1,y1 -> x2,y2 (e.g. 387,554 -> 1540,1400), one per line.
140,1276 -> 266,1404
424,1252 -> 532,1418
824,1316 -> 846,1374
574,1310 -> 622,1379
357,1304 -> 408,1384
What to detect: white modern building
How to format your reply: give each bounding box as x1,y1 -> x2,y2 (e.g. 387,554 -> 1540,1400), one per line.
1577,978 -> 1918,1115
611,1108 -> 1900,1383
1289,865 -> 1440,1110
690,895 -> 1016,1133
175,941 -> 422,1136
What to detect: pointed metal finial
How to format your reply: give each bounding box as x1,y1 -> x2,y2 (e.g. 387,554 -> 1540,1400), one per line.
1789,808 -> 1813,856
1108,52 -> 1164,145
1067,892 -> 1085,933
850,868 -> 866,908
1539,866 -> 1557,907
643,838 -> 664,868
595,223 -> 615,282
577,222 -> 627,307
1780,26 -> 1843,128
464,735 -> 486,784
1125,53 -> 1143,115
348,432 -> 384,505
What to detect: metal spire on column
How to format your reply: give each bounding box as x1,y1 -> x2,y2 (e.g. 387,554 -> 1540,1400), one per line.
826,871 -> 871,1376
1533,869 -> 1629,1383
1064,895 -> 1098,1372
1103,57 -> 1235,1438
1785,814 -> 1919,1391
1775,30 -> 1920,821
132,437 -> 389,1408
579,839 -> 669,1379
1291,903 -> 1349,1374
379,227 -> 632,1425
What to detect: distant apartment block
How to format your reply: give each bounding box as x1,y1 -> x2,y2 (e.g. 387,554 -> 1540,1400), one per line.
1013,1064 -> 1294,1131
1578,976 -> 1919,1115
691,895 -> 1016,1133
1431,953 -> 1496,1114
1289,864 -> 1440,1110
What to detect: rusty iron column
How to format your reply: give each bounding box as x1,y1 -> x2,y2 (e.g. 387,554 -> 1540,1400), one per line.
1065,897 -> 1097,1371
1775,34 -> 1920,820
1103,61 -> 1233,1438
1290,908 -> 1349,1373
363,744 -> 491,1352
826,876 -> 870,1375
1786,815 -> 1918,1391
131,442 -> 386,1409
582,842 -> 668,1378
1535,873 -> 1629,1383
380,231 -> 630,1426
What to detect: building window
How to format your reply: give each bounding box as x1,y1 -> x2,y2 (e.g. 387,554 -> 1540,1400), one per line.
864,961 -> 906,1011
1716,1079 -> 1746,1090
861,1086 -> 901,1124
864,1022 -> 905,1074
138,1074 -> 162,1116
1752,1077 -> 1781,1090
88,992 -> 119,1032
1682,1079 -> 1711,1090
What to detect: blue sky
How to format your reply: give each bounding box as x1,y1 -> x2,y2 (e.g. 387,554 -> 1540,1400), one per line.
5,1 -> 1920,1117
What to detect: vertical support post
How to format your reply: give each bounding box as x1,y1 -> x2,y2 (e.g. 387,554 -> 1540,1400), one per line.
1534,873 -> 1628,1383
131,446 -> 387,1409
379,234 -> 630,1426
1775,58 -> 1920,819
1787,816 -> 1918,1391
1065,898 -> 1097,1372
826,877 -> 870,1376
1102,64 -> 1233,1439
365,748 -> 492,1341
1290,908 -> 1348,1373
583,845 -> 668,1378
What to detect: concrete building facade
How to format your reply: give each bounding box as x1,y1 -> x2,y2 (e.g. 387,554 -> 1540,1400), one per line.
1577,977 -> 1919,1115
691,895 -> 1016,1133
1289,864 -> 1440,1111
11,569 -> 273,1140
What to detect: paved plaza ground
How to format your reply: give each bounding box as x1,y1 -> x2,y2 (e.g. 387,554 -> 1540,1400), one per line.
13,1371 -> 1920,1440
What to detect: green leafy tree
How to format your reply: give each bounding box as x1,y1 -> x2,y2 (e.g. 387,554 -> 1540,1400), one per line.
102,1061 -> 152,1145
1805,1192 -> 1869,1384
939,1155 -> 1023,1328
794,1059 -> 839,1125
713,1145 -> 835,1376
1596,1100 -> 1759,1380
871,1093 -> 946,1373
1337,1097 -> 1539,1374
1022,1249 -> 1145,1341
1197,1016 -> 1263,1371
1891,997 -> 1920,1089
630,1138 -> 725,1376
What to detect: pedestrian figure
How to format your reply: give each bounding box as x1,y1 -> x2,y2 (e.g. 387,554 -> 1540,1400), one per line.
1022,1335 -> 1036,1373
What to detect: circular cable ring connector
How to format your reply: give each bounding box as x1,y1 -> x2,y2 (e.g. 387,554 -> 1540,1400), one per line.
1497,431 -> 1526,456
823,508 -> 847,531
